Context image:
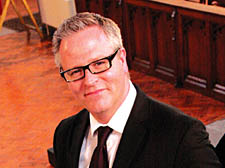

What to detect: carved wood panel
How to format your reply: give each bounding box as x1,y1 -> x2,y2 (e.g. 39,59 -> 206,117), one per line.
124,1 -> 178,81
178,8 -> 225,101
75,0 -> 104,14
74,0 -> 123,34
74,0 -> 87,12
87,0 -> 104,15
150,9 -> 177,80
0,0 -> 2,15
100,0 -> 123,34
182,17 -> 209,89
124,4 -> 151,73
211,23 -> 225,98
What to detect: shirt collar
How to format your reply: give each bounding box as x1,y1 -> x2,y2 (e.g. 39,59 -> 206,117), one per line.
89,81 -> 137,136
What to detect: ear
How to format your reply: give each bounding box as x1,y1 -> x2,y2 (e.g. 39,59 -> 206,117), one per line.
118,47 -> 129,73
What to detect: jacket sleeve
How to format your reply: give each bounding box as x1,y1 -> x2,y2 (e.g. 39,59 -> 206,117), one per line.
175,120 -> 222,168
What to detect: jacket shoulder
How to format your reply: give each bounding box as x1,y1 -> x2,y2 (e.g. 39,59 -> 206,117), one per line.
149,95 -> 202,132
134,84 -> 202,133
54,109 -> 88,136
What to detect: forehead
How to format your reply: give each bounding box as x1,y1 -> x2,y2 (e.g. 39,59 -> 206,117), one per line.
59,26 -> 115,69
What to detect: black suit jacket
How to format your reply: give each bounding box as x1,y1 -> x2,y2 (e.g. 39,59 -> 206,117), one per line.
54,85 -> 222,168
215,133 -> 225,166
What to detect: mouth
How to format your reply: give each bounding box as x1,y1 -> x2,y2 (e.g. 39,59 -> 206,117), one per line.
84,88 -> 105,97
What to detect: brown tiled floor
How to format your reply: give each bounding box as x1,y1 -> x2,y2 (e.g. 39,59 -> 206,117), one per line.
0,32 -> 81,167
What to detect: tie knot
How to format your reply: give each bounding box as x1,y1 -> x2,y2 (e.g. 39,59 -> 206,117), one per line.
97,126 -> 113,146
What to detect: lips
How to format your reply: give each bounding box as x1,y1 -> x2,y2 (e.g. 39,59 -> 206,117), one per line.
84,88 -> 105,97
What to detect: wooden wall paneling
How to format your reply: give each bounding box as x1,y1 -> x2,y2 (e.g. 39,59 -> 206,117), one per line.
124,0 -> 179,82
100,1 -> 125,60
75,0 -> 123,33
123,1 -> 133,68
146,8 -> 156,74
177,8 -> 225,102
132,6 -> 151,71
103,0 -> 119,18
176,8 -> 225,102
102,0 -> 123,33
103,0 -> 127,67
74,0 -> 225,102
0,0 -> 2,15
211,22 -> 225,100
75,0 -> 104,14
181,15 -> 209,92
124,3 -> 151,73
205,21 -> 213,93
176,10 -> 185,87
75,0 -> 123,31
74,0 -> 87,12
87,0 -> 104,15
150,7 -> 178,82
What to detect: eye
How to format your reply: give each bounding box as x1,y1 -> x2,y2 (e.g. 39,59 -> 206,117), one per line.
68,68 -> 82,76
93,60 -> 108,67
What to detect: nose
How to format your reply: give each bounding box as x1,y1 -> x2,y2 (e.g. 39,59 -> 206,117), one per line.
83,69 -> 98,85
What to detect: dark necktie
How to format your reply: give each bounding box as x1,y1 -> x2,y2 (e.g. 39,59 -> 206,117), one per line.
89,126 -> 113,168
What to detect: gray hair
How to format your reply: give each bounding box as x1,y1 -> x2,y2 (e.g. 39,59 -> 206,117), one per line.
52,12 -> 123,67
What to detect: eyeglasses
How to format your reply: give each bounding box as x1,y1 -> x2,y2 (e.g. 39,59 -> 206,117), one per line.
60,48 -> 120,82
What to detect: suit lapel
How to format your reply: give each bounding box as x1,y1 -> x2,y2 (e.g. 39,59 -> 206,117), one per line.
113,85 -> 152,168
112,122 -> 148,168
68,110 -> 90,168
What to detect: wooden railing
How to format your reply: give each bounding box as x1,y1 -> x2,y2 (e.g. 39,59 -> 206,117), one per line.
150,0 -> 225,16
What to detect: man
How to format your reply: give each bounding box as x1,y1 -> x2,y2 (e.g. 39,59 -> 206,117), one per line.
215,133 -> 225,166
52,12 -> 222,168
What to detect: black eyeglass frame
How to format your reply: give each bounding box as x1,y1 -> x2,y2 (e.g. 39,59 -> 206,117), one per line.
60,48 -> 120,82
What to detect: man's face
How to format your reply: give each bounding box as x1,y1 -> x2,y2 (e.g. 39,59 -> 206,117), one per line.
59,26 -> 130,123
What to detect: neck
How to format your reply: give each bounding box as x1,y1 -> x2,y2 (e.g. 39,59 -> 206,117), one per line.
92,80 -> 131,124
94,112 -> 114,124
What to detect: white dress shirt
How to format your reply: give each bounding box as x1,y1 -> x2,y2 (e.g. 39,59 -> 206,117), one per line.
79,81 -> 137,168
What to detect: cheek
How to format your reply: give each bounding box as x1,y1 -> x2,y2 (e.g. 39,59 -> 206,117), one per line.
103,67 -> 126,89
103,70 -> 120,85
68,83 -> 82,97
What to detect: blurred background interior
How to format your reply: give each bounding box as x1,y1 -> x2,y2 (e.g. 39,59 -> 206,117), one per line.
0,0 -> 225,167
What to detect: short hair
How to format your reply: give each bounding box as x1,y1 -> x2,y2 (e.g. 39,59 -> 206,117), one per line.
52,12 -> 123,67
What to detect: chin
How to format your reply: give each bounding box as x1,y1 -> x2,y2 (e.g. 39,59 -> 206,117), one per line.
85,100 -> 111,113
